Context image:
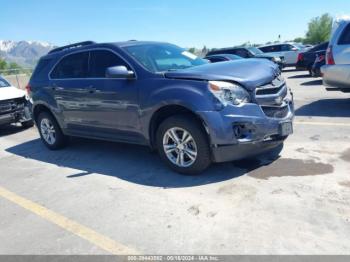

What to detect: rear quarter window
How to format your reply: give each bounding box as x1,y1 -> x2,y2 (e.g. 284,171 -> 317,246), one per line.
31,58 -> 52,81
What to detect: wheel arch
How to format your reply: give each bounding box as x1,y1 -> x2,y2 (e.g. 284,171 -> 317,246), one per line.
149,104 -> 210,150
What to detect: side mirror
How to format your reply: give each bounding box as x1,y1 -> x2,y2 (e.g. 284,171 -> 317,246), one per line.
106,66 -> 135,79
291,47 -> 298,51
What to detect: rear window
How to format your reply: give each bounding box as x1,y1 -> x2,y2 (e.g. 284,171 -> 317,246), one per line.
0,76 -> 11,87
51,52 -> 89,79
309,42 -> 329,52
338,23 -> 350,45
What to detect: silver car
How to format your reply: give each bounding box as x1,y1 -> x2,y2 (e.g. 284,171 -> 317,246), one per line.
258,43 -> 306,66
321,18 -> 350,93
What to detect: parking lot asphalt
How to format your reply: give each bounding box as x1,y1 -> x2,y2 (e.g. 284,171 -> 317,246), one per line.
0,69 -> 349,255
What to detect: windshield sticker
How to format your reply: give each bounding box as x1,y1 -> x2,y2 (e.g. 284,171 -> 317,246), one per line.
182,51 -> 198,60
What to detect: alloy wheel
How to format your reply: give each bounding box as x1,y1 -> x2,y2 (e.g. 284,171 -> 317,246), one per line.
40,118 -> 56,145
163,127 -> 198,167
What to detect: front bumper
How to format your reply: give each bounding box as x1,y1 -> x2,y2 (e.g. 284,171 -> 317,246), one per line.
0,102 -> 32,126
198,97 -> 294,163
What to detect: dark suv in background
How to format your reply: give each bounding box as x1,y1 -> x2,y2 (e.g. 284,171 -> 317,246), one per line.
295,42 -> 329,74
28,41 -> 294,174
206,47 -> 285,69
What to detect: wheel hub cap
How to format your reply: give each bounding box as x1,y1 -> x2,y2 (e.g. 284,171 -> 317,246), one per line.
40,118 -> 56,145
163,127 -> 197,168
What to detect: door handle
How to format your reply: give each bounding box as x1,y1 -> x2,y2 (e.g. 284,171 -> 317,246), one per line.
86,85 -> 97,94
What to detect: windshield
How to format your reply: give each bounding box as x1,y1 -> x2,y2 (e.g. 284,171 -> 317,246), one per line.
0,76 -> 11,88
247,47 -> 263,55
123,43 -> 208,73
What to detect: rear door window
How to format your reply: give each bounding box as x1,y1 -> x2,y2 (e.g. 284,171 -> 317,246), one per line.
89,50 -> 129,78
338,23 -> 350,45
51,52 -> 89,79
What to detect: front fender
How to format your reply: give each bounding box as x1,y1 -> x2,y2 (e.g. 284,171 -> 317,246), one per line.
139,79 -> 216,141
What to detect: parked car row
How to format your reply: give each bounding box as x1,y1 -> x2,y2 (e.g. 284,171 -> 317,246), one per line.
292,17 -> 350,93
206,46 -> 285,69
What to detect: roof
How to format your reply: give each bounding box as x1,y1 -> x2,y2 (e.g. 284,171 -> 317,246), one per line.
43,40 -> 171,59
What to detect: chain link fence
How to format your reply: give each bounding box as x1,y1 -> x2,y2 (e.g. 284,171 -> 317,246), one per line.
0,68 -> 33,90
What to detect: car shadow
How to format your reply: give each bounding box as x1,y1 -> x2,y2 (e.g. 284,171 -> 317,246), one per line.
300,79 -> 323,86
288,74 -> 311,79
0,124 -> 30,137
5,137 -> 271,188
295,98 -> 350,117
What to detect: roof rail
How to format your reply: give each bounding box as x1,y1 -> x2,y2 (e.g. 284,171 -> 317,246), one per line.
48,41 -> 96,54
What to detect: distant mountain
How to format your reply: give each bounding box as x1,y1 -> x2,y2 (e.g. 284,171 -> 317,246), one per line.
0,40 -> 55,68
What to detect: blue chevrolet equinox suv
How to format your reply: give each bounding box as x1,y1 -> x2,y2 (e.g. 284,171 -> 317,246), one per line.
28,41 -> 294,174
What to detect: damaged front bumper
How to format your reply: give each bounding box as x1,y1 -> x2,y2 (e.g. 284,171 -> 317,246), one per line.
198,96 -> 294,163
0,98 -> 32,126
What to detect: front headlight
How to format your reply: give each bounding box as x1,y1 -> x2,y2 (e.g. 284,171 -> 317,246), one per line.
208,81 -> 250,106
272,57 -> 281,63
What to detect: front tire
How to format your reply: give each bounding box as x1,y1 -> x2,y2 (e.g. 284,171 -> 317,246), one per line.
37,112 -> 67,150
156,115 -> 211,175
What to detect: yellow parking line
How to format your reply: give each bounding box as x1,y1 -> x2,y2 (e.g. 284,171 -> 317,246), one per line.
0,186 -> 138,255
294,121 -> 350,127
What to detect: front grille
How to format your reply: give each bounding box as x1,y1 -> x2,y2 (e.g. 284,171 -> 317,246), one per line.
261,105 -> 289,119
256,85 -> 284,95
255,74 -> 290,119
0,97 -> 25,115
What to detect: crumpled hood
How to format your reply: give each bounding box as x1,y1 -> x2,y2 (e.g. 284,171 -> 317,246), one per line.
0,86 -> 26,101
164,59 -> 279,90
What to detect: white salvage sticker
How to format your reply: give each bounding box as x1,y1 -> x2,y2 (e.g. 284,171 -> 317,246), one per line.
182,51 -> 198,60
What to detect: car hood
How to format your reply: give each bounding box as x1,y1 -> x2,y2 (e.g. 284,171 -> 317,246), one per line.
164,59 -> 279,90
0,86 -> 26,101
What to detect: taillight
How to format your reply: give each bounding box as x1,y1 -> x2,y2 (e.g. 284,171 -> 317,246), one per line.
326,46 -> 335,65
316,55 -> 325,62
25,84 -> 31,95
297,53 -> 304,61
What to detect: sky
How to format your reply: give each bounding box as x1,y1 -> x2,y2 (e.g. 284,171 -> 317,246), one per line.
1,0 -> 349,48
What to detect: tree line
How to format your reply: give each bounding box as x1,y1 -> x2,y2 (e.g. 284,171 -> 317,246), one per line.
0,57 -> 30,75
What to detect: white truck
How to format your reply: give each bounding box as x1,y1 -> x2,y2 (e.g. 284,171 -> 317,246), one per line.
0,75 -> 33,127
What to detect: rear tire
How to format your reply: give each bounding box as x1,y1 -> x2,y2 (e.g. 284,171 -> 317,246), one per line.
156,115 -> 211,175
37,111 -> 67,150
